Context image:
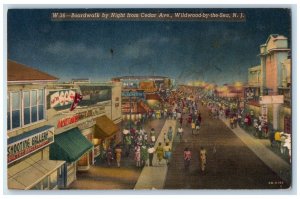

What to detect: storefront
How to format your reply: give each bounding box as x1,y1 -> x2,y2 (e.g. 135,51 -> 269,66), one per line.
49,127 -> 93,188
94,115 -> 120,157
8,125 -> 65,190
78,119 -> 96,167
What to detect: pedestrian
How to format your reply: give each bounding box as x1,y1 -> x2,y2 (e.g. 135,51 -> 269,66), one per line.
184,147 -> 192,170
173,110 -> 177,120
156,142 -> 164,165
177,112 -> 181,120
134,145 -> 141,167
263,123 -> 269,138
179,117 -> 183,127
280,133 -> 287,155
191,120 -> 196,135
115,145 -> 122,168
163,142 -> 172,165
106,147 -> 113,167
140,144 -> 148,166
258,124 -> 262,139
167,126 -> 173,142
177,126 -> 183,142
195,119 -> 200,134
199,147 -> 207,172
274,131 -> 282,149
212,144 -> 217,158
164,132 -> 168,143
124,134 -> 132,157
150,128 -> 156,143
233,115 -> 238,128
269,131 -> 275,147
147,144 -> 155,166
230,117 -> 234,129
198,113 -> 202,125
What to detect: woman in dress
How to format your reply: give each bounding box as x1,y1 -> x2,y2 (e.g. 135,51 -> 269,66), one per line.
199,146 -> 207,172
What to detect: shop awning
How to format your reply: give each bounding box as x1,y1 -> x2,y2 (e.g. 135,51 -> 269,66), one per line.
8,160 -> 65,190
95,115 -> 119,139
50,127 -> 93,163
145,93 -> 162,101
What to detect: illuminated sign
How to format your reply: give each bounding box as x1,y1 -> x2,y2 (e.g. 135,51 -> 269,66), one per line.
261,105 -> 268,123
50,90 -> 75,108
122,91 -> 144,97
259,95 -> 284,104
57,106 -> 105,128
7,127 -> 54,164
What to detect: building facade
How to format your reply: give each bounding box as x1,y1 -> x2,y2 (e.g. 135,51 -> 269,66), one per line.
7,60 -> 122,190
112,76 -> 170,121
7,60 -> 65,190
245,34 -> 291,133
46,82 -> 122,187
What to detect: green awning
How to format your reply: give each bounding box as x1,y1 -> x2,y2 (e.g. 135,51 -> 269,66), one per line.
50,127 -> 93,163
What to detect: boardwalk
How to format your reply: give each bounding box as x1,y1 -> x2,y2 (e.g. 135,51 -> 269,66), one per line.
164,105 -> 290,189
134,119 -> 177,189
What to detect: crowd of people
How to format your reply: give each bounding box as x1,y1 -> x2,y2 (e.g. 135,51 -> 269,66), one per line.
202,95 -> 291,163
98,86 -> 210,171
99,85 -> 291,174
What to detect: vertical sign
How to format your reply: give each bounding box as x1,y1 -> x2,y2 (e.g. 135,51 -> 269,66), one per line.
261,105 -> 268,123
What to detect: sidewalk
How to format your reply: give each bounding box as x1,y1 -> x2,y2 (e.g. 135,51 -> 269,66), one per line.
221,118 -> 291,183
134,119 -> 177,189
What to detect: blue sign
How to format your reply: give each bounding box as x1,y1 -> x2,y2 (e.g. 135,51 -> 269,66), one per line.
122,91 -> 144,98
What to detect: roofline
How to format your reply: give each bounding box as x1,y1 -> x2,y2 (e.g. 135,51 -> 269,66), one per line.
258,48 -> 291,56
8,79 -> 58,84
8,59 -> 59,81
260,34 -> 288,48
112,76 -> 169,79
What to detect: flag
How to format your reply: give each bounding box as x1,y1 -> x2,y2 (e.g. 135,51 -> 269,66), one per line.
70,93 -> 83,111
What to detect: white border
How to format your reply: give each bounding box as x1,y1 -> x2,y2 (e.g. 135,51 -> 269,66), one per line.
1,1 -> 299,199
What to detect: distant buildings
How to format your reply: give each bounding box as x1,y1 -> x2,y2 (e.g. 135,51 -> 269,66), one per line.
112,76 -> 172,120
7,60 -> 122,190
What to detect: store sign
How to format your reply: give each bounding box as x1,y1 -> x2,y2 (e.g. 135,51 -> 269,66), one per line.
7,127 -> 54,164
57,106 -> 105,128
261,105 -> 268,123
50,90 -> 75,108
80,86 -> 112,102
259,95 -> 284,104
122,91 -> 144,98
78,119 -> 96,130
122,103 -> 137,113
245,88 -> 254,100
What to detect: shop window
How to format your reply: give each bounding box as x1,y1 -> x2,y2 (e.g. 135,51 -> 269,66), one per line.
11,92 -> 21,129
7,89 -> 45,131
31,90 -> 38,123
38,89 -> 44,120
23,91 -> 31,125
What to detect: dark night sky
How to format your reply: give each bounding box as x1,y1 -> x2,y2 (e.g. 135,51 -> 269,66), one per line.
7,8 -> 291,85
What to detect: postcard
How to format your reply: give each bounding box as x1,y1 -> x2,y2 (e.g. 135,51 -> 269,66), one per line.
6,7 -> 292,191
